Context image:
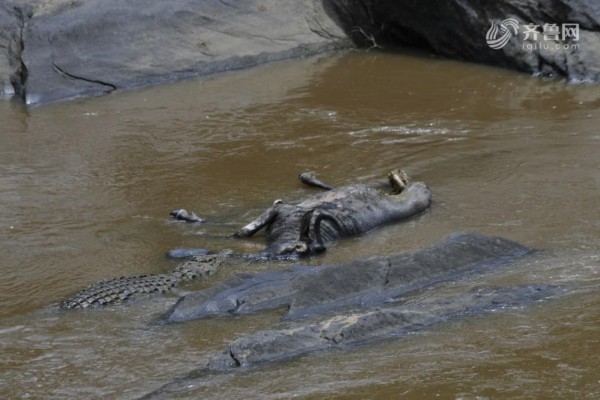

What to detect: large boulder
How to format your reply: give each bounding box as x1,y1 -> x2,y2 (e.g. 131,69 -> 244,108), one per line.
1,0 -> 349,105
325,0 -> 600,82
165,232 -> 532,323
143,232 -> 567,397
3,1 -> 599,106
147,285 -> 564,398
206,284 -> 563,370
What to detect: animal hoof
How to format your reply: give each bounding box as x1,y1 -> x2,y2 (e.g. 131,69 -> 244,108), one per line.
170,209 -> 203,223
387,169 -> 411,194
299,172 -> 335,190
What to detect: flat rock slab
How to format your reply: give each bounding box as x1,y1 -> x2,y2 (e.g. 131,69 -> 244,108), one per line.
165,232 -> 531,322
207,284 -> 564,371
1,0 -> 349,105
144,283 -> 565,398
143,233 -> 567,398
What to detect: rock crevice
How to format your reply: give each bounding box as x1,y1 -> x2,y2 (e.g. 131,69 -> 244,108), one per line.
8,5 -> 29,98
1,2 -> 31,98
51,61 -> 116,93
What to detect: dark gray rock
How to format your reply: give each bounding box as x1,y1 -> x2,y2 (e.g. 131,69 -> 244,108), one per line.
164,267 -> 303,322
288,232 -> 531,319
142,233 -> 568,399
1,0 -> 349,105
3,0 -> 600,106
0,3 -> 13,97
325,0 -> 600,82
143,283 -> 565,398
164,232 -> 531,323
207,284 -> 564,370
0,1 -> 30,98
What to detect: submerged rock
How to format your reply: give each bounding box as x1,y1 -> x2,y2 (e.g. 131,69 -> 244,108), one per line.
206,284 -> 564,370
142,233 -> 566,398
165,232 -> 531,322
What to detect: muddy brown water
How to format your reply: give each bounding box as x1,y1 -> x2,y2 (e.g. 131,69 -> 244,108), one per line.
1,52 -> 599,399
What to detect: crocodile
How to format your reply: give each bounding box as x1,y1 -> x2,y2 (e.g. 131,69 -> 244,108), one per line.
61,169 -> 430,309
60,251 -> 231,309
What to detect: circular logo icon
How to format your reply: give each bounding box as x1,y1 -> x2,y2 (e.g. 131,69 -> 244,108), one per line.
486,18 -> 519,49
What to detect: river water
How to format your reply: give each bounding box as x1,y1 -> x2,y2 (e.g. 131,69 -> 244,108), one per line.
1,52 -> 599,399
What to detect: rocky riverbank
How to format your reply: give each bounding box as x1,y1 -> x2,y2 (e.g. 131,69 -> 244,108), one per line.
0,0 -> 349,105
328,0 -> 600,82
2,0 -> 599,106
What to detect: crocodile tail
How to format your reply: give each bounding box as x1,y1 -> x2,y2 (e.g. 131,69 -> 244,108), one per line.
61,274 -> 178,309
61,252 -> 231,309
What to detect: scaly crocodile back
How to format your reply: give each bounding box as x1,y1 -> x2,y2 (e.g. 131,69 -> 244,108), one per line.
61,252 -> 231,309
